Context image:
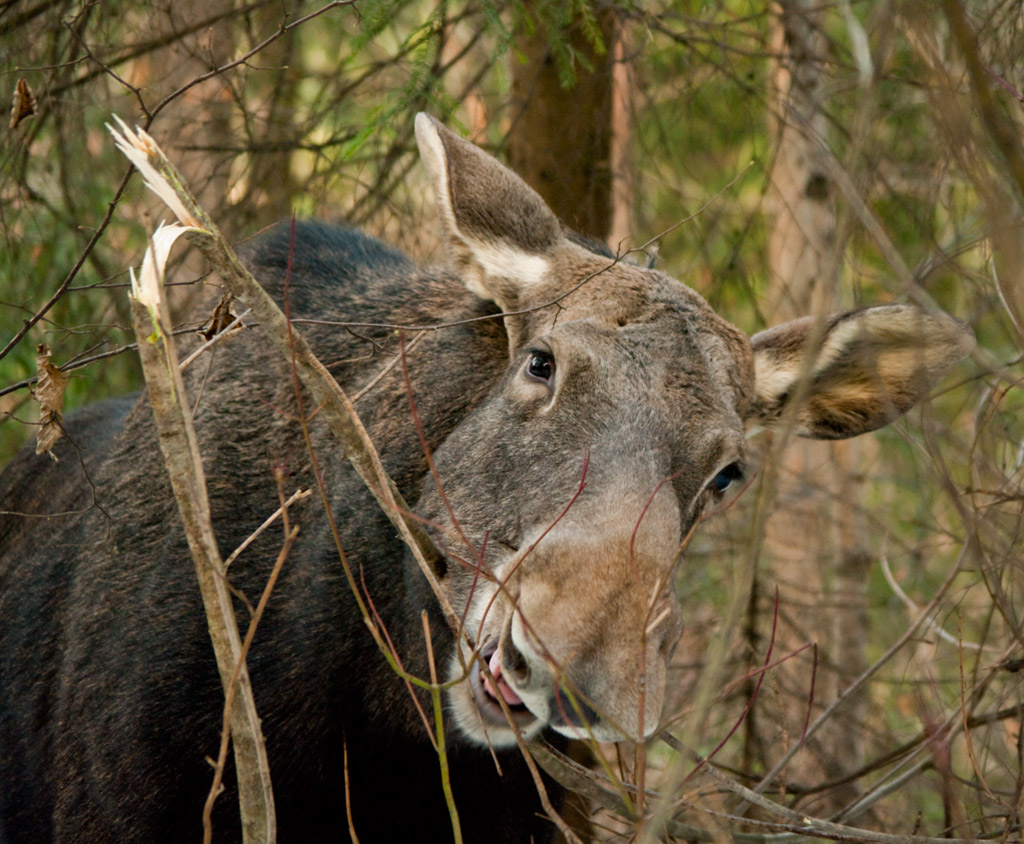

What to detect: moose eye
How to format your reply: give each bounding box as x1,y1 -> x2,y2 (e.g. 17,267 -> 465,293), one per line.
709,462 -> 744,495
525,350 -> 555,382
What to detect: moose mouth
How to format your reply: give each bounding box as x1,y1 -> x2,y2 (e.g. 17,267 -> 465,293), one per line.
470,643 -> 537,729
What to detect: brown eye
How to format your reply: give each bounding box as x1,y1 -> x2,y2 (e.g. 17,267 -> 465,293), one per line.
526,350 -> 554,382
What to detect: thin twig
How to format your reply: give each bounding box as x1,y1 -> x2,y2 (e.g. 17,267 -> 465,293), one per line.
422,612 -> 463,844
734,538 -> 973,812
222,486 -> 311,571
880,547 -> 992,652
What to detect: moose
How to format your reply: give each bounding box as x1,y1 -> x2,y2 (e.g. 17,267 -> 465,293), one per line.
0,114 -> 973,843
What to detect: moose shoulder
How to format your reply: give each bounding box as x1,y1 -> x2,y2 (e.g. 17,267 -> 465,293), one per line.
0,114 -> 973,843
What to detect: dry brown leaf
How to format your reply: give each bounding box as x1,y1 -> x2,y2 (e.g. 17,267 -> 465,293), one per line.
10,77 -> 37,130
197,292 -> 243,341
33,343 -> 68,459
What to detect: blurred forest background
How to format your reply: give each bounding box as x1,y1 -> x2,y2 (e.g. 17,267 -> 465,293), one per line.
2,0 -> 1022,841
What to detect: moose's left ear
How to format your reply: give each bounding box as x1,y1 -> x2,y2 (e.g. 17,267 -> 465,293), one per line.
414,113 -> 562,309
749,305 -> 974,439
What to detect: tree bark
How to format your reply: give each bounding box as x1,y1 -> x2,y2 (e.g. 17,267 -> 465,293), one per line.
507,5 -> 618,242
757,0 -> 869,809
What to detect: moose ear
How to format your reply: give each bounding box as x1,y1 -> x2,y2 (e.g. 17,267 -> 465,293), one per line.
749,305 -> 974,439
414,113 -> 561,308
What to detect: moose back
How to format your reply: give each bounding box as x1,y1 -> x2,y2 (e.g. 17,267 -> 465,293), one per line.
0,114 -> 973,843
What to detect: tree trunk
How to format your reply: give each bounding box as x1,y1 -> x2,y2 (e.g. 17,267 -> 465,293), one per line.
507,5 -> 619,242
756,0 -> 869,811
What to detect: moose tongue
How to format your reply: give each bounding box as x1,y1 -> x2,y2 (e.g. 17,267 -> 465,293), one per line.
483,649 -> 523,707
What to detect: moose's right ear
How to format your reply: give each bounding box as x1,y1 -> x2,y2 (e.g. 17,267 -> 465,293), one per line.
414,113 -> 561,309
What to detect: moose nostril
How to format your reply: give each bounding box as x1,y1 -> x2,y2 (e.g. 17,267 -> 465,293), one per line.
550,689 -> 599,730
659,629 -> 681,661
502,637 -> 531,685
654,608 -> 684,658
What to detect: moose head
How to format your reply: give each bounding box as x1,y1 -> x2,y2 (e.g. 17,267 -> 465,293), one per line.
411,114 -> 973,747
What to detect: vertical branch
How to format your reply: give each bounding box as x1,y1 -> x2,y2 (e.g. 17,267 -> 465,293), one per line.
760,0 -> 869,808
939,0 -> 1024,347
128,263 -> 275,841
203,473 -> 300,842
767,0 -> 837,320
942,0 -> 1024,206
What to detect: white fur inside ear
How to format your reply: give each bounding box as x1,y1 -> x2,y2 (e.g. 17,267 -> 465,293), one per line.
462,238 -> 550,296
751,304 -> 974,438
813,306 -> 971,379
415,113 -> 551,303
415,114 -> 457,234
753,309 -> 915,406
751,352 -> 797,407
813,315 -> 872,373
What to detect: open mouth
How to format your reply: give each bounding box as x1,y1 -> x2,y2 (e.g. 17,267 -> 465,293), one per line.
470,643 -> 536,728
